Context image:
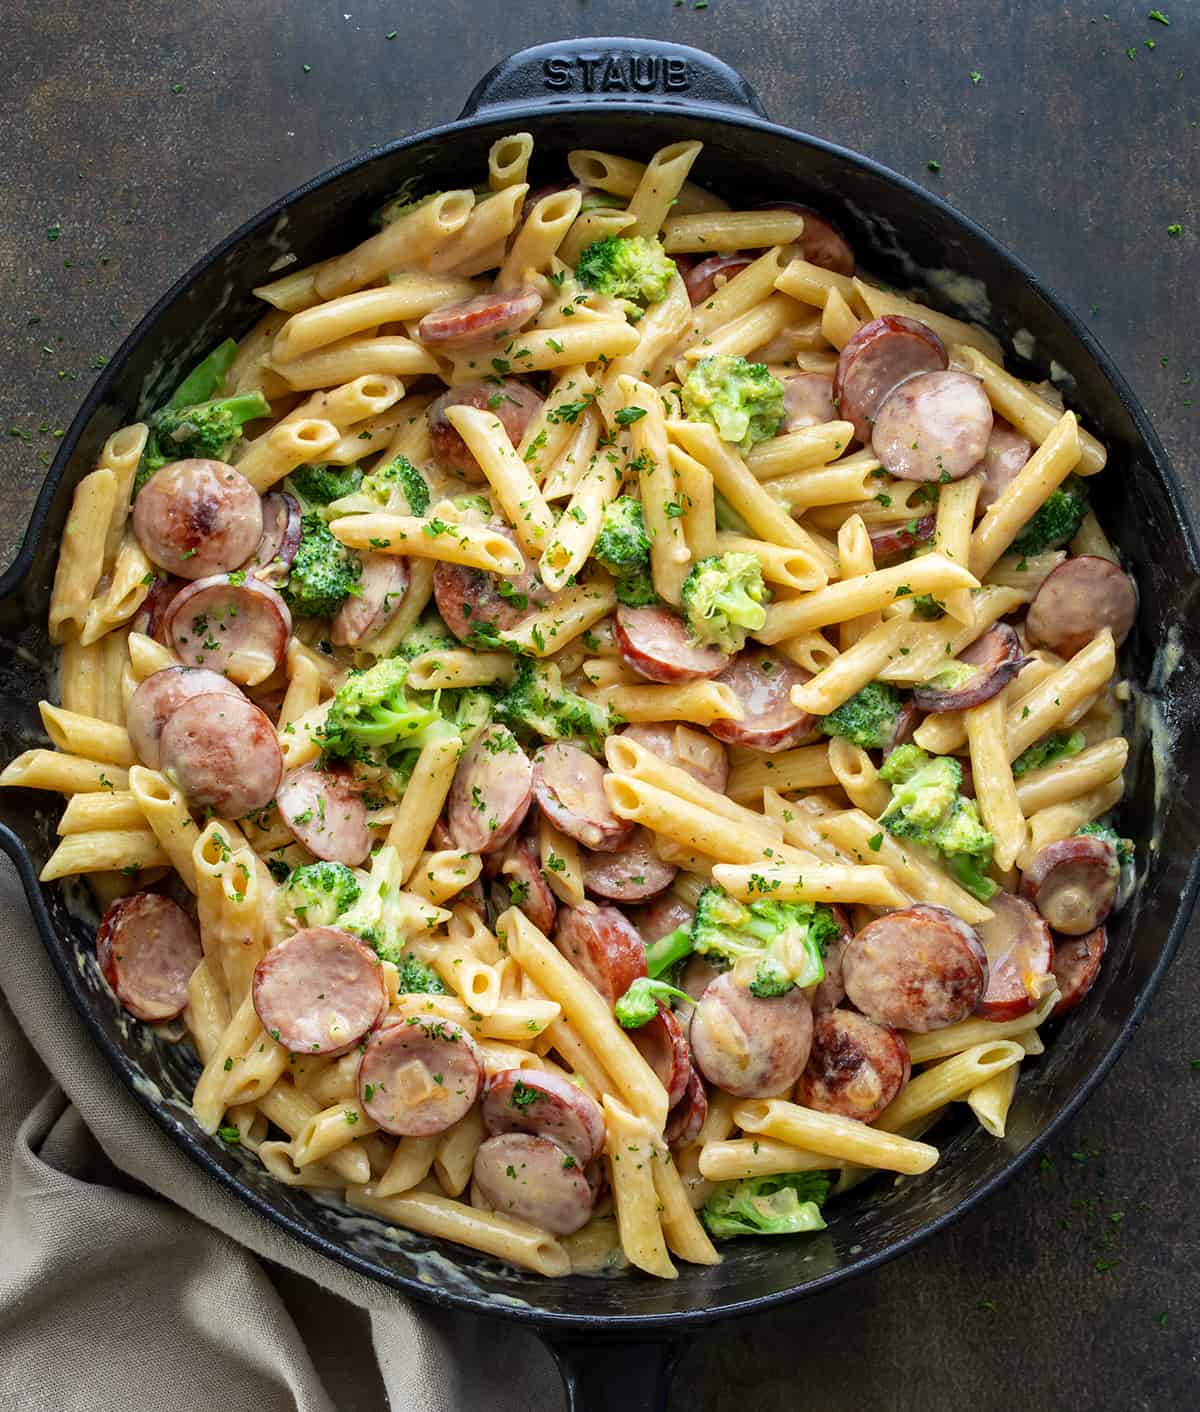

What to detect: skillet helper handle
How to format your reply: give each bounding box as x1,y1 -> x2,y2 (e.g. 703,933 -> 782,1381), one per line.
543,1334 -> 686,1412
459,38 -> 767,120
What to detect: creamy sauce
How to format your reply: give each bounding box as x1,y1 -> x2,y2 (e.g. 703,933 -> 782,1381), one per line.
1012,328 -> 1036,361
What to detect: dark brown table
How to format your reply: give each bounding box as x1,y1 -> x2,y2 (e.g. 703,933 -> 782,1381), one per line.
2,3 -> 1196,1408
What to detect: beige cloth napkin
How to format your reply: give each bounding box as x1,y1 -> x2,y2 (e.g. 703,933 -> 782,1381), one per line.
0,859 -> 560,1412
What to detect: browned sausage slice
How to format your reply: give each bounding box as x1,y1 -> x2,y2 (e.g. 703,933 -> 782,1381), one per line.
253,926 -> 387,1056
96,893 -> 202,1023
481,1068 -> 606,1164
630,890 -> 694,946
690,973 -> 813,1098
358,1014 -> 483,1135
1025,556 -> 1137,659
159,692 -> 283,817
974,418 -> 1032,511
331,552 -> 409,647
276,765 -> 372,866
489,834 -> 557,934
620,723 -> 729,794
553,902 -> 647,1005
132,574 -> 186,643
630,1003 -> 691,1108
913,623 -> 1028,713
1020,835 -> 1120,936
241,491 -> 302,584
419,286 -> 543,349
794,1010 -> 911,1123
133,458 -> 264,580
472,1132 -> 595,1235
679,954 -> 725,1003
126,665 -> 244,769
783,373 -> 838,430
164,574 -> 291,684
707,650 -> 817,752
614,604 -> 732,684
1051,925 -> 1106,1014
665,1064 -> 708,1149
811,904 -> 853,1011
582,827 -> 677,903
834,315 -> 948,443
427,379 -> 545,481
973,891 -> 1055,1021
868,514 -> 936,563
684,255 -> 753,306
871,370 -> 994,482
433,524 -> 552,643
533,742 -> 632,852
446,724 -> 533,855
842,903 -> 989,1032
756,202 -> 855,275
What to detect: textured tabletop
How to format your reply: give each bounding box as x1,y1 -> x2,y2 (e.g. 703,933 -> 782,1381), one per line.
2,2 -> 1197,1408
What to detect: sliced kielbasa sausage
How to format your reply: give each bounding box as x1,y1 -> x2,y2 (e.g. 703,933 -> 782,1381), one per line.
358,1013 -> 483,1136
126,665 -> 244,769
629,890 -> 694,946
842,904 -> 989,1032
756,202 -> 855,275
783,372 -> 838,430
276,765 -> 372,866
664,1064 -> 708,1150
481,1068 -> 606,1164
419,286 -> 543,349
620,723 -> 730,794
447,724 -> 533,855
582,827 -> 677,903
533,742 -> 632,852
1025,556 -> 1137,659
331,552 -> 409,648
1021,834 -> 1120,936
473,1132 -> 595,1235
489,834 -> 557,934
794,1010 -> 911,1124
428,379 -> 545,481
679,954 -> 725,1003
553,902 -> 647,1005
690,973 -> 814,1098
96,892 -> 202,1023
913,623 -> 1028,712
164,573 -> 291,685
133,458 -> 264,579
684,255 -> 753,306
253,926 -> 387,1056
974,418 -> 1032,511
241,491 -> 302,584
132,574 -> 185,643
433,525 -> 552,643
834,315 -> 948,444
868,514 -> 936,563
614,604 -> 731,684
159,692 -> 282,817
1051,925 -> 1106,1014
630,1003 -> 691,1108
811,904 -> 853,1012
707,650 -> 817,752
973,891 -> 1055,1021
871,369 -> 994,483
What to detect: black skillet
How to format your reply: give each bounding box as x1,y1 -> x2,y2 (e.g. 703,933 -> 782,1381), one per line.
1,38 -> 1198,1411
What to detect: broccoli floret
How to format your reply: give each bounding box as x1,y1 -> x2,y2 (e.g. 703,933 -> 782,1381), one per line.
1009,477 -> 1089,557
1077,821 -> 1135,867
702,1171 -> 833,1240
134,390 -> 270,496
910,594 -> 947,621
592,496 -> 657,606
681,551 -> 768,654
574,234 -> 676,305
166,338 -> 238,410
820,682 -> 905,750
644,923 -> 695,979
283,513 -> 362,619
1012,729 -> 1086,777
395,952 -> 448,995
690,885 -> 834,998
614,976 -> 693,1028
878,745 -> 997,901
287,462 -> 364,506
327,454 -> 430,519
440,687 -> 495,747
319,657 -> 443,760
338,845 -> 447,966
713,492 -> 752,536
579,190 -> 628,213
680,355 -> 785,453
394,611 -> 458,661
277,860 -> 361,927
494,659 -> 618,756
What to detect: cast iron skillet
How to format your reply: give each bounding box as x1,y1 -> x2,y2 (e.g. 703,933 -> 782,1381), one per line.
1,37 -> 1197,1410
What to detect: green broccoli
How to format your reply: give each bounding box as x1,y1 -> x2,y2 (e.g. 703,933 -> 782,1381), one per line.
702,1171 -> 833,1240
166,338 -> 238,410
393,611 -> 458,661
614,976 -> 694,1028
644,924 -> 696,979
319,657 -> 444,760
820,682 -> 905,750
1011,729 -> 1086,777
328,454 -> 430,518
493,659 -> 619,756
282,513 -> 362,619
592,496 -> 657,607
1077,821 -> 1134,867
681,551 -> 768,654
574,234 -> 676,305
680,355 -> 785,453
910,594 -> 947,621
1009,476 -> 1089,557
395,952 -> 448,995
337,845 -> 447,965
277,860 -> 361,927
878,745 -> 997,901
134,390 -> 270,495
579,190 -> 628,213
375,184 -> 441,227
287,462 -> 364,506
438,687 -> 495,748
690,885 -> 835,998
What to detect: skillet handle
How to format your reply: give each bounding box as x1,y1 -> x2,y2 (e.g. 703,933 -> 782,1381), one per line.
459,38 -> 767,120
542,1333 -> 686,1411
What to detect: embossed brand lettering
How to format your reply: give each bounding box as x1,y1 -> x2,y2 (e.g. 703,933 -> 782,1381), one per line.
542,54 -> 691,94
